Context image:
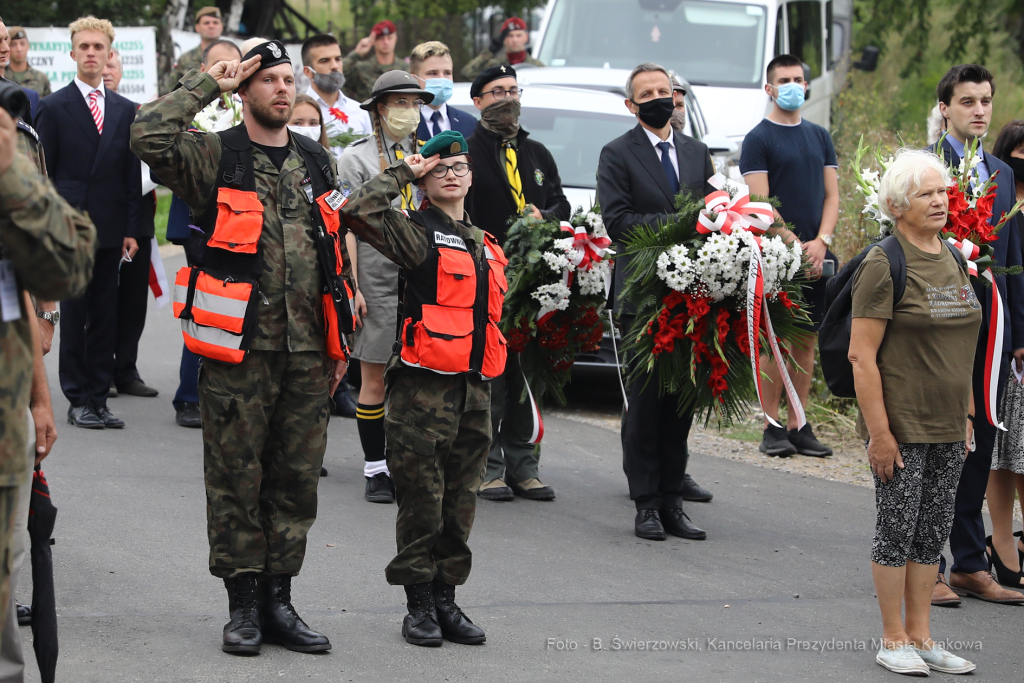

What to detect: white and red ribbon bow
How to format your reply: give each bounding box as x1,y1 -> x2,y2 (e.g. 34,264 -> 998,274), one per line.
946,237 -> 980,278
697,174 -> 775,237
559,221 -> 612,271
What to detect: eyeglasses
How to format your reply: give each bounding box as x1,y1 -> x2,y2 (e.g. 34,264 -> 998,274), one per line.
484,87 -> 523,100
385,98 -> 425,111
428,162 -> 473,178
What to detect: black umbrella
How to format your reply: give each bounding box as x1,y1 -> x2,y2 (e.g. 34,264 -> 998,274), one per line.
28,465 -> 58,683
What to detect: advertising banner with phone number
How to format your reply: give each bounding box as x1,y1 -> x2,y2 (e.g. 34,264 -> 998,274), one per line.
23,26 -> 158,103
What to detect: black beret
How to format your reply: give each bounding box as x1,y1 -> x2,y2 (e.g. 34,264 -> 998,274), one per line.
470,64 -> 517,99
240,40 -> 292,85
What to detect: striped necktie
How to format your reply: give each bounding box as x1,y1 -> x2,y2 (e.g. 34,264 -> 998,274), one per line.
393,148 -> 414,210
504,141 -> 526,212
88,89 -> 103,134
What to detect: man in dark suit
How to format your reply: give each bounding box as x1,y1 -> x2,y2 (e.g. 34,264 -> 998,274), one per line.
597,63 -> 715,541
928,64 -> 1024,606
35,16 -> 143,429
465,64 -> 570,503
409,41 -> 477,141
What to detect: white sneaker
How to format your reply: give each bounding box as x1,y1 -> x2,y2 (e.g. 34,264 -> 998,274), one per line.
914,643 -> 976,674
875,644 -> 931,676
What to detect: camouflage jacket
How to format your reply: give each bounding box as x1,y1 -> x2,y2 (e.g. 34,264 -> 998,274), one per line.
460,48 -> 544,82
163,45 -> 204,95
340,160 -> 490,403
8,65 -> 52,98
342,50 -> 405,104
131,69 -> 353,354
0,138 -> 97,483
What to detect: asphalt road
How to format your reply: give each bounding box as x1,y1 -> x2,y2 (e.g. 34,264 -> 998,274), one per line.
18,252 -> 1022,682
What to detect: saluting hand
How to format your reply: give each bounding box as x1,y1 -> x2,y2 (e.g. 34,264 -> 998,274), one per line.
354,35 -> 375,56
0,109 -> 18,178
403,153 -> 440,179
207,55 -> 263,93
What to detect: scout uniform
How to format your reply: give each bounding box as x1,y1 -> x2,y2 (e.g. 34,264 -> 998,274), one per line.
460,17 -> 544,82
342,20 -> 404,104
0,124 -> 96,628
131,41 -> 352,656
163,7 -> 223,95
6,28 -> 52,98
341,130 -> 506,647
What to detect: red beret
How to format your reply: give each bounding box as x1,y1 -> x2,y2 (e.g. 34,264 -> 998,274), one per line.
372,20 -> 397,37
501,17 -> 527,33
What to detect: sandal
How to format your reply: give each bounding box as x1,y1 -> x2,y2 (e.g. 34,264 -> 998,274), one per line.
1015,530 -> 1024,566
985,535 -> 1024,589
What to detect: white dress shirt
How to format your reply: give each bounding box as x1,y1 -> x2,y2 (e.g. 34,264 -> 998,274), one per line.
305,86 -> 372,162
642,125 -> 678,179
420,104 -> 452,136
74,77 -> 105,120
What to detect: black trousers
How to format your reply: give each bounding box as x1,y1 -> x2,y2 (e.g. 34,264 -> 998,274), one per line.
115,237 -> 151,386
940,351 -> 1009,575
59,247 -> 120,409
621,316 -> 695,511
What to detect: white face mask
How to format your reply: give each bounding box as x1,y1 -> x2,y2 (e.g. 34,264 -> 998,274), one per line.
288,125 -> 321,141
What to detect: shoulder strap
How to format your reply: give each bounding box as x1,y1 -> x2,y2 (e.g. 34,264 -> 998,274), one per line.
878,235 -> 907,305
217,124 -> 256,191
292,133 -> 335,195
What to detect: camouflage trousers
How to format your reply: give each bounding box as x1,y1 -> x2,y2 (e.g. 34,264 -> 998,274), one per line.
0,487 -> 17,628
199,350 -> 331,578
384,366 -> 491,586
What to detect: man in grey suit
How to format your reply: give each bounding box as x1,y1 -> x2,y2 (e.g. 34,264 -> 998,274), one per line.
597,63 -> 715,541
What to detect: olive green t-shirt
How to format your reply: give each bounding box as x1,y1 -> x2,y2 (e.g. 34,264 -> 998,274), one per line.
851,232 -> 982,443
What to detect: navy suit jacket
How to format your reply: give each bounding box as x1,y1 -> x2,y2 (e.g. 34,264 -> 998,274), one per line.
22,87 -> 38,124
35,82 -> 143,250
416,104 -> 477,141
935,139 -> 1024,352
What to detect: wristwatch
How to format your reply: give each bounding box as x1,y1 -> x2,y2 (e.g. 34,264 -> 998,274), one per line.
820,233 -> 834,246
36,310 -> 59,326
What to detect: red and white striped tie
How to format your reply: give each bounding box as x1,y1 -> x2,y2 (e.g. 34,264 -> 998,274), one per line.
88,89 -> 103,134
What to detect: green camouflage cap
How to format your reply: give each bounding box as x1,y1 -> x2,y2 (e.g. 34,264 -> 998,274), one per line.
420,130 -> 469,159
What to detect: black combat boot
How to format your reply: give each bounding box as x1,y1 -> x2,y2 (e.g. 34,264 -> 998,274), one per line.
222,574 -> 262,655
258,574 -> 331,653
433,579 -> 486,645
402,583 -> 443,647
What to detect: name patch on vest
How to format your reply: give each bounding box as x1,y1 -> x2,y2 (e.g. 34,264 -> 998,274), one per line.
432,231 -> 467,251
323,190 -> 345,211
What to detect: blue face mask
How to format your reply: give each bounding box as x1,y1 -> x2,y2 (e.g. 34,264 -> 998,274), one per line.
772,82 -> 805,111
423,78 -> 453,106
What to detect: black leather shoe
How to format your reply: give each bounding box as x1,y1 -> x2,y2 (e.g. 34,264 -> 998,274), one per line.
67,405 -> 104,429
365,473 -> 395,503
787,424 -> 833,457
223,574 -> 262,655
258,574 -> 331,653
332,384 -> 358,418
117,378 -> 159,397
635,509 -> 666,540
94,405 -> 125,429
661,507 -> 707,540
402,583 -> 443,647
320,467 -> 328,477
16,602 -> 31,626
759,425 -> 797,457
175,402 -> 202,428
433,580 -> 485,644
681,473 -> 713,502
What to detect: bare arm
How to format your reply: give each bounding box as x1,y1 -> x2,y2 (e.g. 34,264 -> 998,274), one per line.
849,316 -> 902,482
26,291 -> 56,464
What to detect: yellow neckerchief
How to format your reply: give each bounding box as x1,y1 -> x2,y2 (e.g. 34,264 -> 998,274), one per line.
393,147 -> 414,210
503,140 -> 526,212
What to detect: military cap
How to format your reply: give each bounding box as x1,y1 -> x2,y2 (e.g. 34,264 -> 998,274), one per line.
372,20 -> 397,37
669,72 -> 688,95
501,17 -> 527,33
195,6 -> 222,21
8,27 -> 26,42
360,70 -> 433,110
240,40 -> 292,85
420,130 -> 469,159
470,64 -> 517,99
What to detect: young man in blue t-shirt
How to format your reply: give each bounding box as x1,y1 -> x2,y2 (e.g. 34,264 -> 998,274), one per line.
740,53 -> 838,459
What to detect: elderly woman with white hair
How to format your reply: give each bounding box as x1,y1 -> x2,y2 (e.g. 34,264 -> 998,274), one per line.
849,149 -> 981,676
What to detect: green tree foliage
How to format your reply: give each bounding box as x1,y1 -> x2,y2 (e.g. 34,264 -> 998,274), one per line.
0,0 -> 163,25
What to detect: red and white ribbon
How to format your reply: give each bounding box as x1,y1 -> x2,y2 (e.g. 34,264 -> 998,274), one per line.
560,221 -> 612,271
946,237 -> 980,278
697,174 -> 774,237
522,365 -> 544,444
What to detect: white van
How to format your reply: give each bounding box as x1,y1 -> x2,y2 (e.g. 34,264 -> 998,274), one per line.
532,0 -> 852,148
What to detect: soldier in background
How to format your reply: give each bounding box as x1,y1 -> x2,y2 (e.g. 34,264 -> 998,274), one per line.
460,17 -> 543,82
163,6 -> 224,94
6,27 -> 52,98
132,42 -> 351,656
342,20 -> 403,104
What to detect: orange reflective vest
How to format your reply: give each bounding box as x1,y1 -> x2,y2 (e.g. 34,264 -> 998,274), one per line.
172,125 -> 355,364
396,208 -> 508,379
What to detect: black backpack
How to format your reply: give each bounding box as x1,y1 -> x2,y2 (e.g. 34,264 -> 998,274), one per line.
818,235 -> 966,398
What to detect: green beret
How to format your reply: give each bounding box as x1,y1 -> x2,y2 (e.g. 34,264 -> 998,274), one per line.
420,130 -> 469,159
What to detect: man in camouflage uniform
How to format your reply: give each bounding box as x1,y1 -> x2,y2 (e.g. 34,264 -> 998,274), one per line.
162,6 -> 224,95
132,41 -> 350,656
460,17 -> 543,82
341,130 -> 498,648
342,20 -> 404,104
6,27 -> 52,98
0,104 -> 97,629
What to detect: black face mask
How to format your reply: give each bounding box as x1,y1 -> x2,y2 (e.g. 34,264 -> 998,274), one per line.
631,96 -> 674,130
1005,155 -> 1024,181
